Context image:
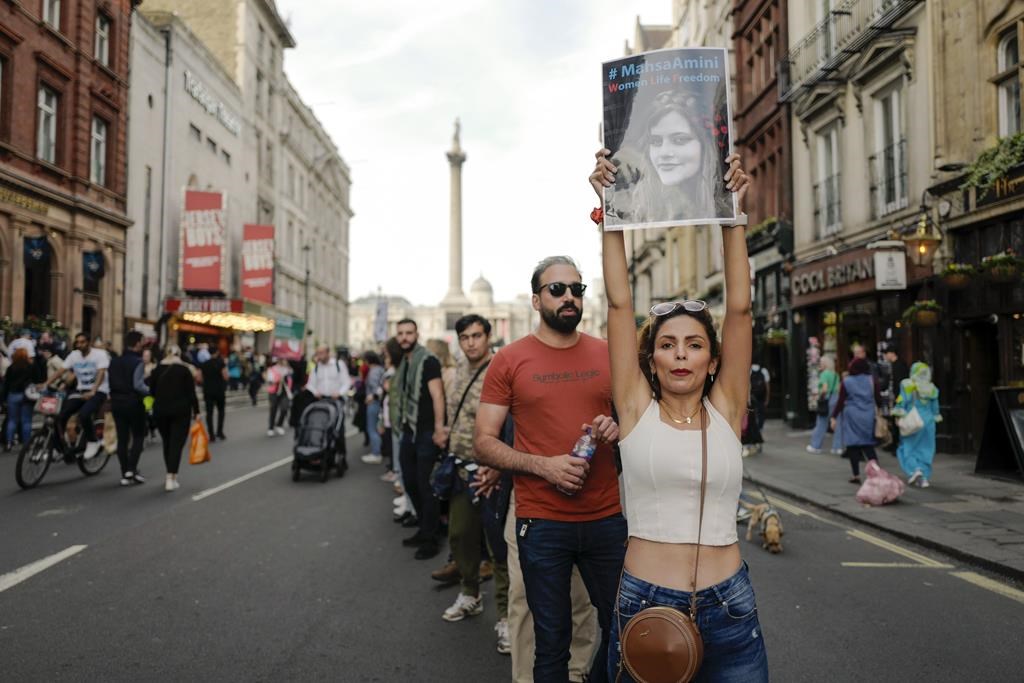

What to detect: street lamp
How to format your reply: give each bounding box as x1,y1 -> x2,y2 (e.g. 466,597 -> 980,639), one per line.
903,213 -> 943,268
302,243 -> 311,333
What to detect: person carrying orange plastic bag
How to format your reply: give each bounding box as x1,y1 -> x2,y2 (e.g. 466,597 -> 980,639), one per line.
149,344 -> 201,492
189,418 -> 210,465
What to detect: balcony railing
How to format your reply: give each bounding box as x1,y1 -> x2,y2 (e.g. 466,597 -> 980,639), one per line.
814,174 -> 842,237
869,138 -> 908,219
778,0 -> 922,101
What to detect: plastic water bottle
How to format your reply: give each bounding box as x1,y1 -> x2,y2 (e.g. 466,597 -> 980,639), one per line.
559,427 -> 596,496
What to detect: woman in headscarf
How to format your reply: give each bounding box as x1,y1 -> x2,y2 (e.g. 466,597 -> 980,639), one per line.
830,357 -> 882,483
892,362 -> 941,487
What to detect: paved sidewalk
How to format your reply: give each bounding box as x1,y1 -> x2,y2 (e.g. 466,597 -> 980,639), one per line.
743,421 -> 1024,580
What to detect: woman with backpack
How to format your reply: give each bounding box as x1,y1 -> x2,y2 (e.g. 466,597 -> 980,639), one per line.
150,345 -> 200,492
265,357 -> 294,436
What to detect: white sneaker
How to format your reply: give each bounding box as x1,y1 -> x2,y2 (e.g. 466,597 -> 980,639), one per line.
495,618 -> 511,655
120,473 -> 134,486
165,476 -> 180,492
920,478 -> 931,488
380,471 -> 397,482
908,469 -> 923,486
268,429 -> 276,437
362,454 -> 383,465
806,445 -> 824,454
83,442 -> 101,459
393,499 -> 409,516
442,593 -> 483,622
393,495 -> 405,507
275,426 -> 286,436
830,448 -> 844,455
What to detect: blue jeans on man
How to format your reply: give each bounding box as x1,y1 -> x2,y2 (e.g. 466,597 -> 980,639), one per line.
516,512 -> 628,683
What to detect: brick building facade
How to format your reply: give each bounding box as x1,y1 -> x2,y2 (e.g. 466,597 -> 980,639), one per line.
0,0 -> 138,346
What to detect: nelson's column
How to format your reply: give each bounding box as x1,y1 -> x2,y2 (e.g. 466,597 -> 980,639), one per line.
441,119 -> 471,323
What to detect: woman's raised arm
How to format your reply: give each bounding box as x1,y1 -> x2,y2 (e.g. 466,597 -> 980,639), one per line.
590,149 -> 648,428
709,154 -> 753,433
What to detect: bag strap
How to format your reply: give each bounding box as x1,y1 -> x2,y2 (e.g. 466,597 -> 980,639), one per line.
445,360 -> 491,451
689,404 -> 708,622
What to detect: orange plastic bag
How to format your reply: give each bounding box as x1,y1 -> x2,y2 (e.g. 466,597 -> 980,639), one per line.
189,418 -> 211,465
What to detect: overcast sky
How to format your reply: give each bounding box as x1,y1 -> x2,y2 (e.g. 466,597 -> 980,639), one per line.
275,0 -> 673,306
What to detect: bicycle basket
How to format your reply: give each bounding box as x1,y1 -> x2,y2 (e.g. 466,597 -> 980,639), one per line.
37,394 -> 63,416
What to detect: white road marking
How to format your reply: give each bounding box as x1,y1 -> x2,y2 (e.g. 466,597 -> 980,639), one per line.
745,489 -> 828,522
841,562 -> 954,569
951,572 -> 1024,605
846,529 -> 947,567
191,457 -> 292,502
0,545 -> 87,593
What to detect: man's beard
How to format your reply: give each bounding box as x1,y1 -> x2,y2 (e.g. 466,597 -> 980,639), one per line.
541,303 -> 582,334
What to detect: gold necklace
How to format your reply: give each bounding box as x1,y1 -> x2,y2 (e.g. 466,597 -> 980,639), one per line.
660,400 -> 702,425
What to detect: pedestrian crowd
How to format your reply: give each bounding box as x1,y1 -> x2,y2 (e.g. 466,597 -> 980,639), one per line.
805,336 -> 941,489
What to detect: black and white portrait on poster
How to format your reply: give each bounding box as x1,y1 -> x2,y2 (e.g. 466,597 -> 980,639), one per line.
601,47 -> 737,231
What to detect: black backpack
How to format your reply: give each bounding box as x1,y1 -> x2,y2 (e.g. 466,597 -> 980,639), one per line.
750,368 -> 767,402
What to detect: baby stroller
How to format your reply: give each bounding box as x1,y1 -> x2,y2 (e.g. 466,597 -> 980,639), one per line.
292,399 -> 346,482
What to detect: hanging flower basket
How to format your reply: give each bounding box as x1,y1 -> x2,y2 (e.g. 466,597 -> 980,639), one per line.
981,251 -> 1023,284
764,329 -> 788,346
901,300 -> 942,328
940,263 -> 975,290
913,310 -> 940,327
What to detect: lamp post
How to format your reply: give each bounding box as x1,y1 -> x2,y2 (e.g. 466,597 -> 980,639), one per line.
302,243 -> 311,339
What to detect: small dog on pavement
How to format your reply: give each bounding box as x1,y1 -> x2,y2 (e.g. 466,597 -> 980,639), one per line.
740,500 -> 784,554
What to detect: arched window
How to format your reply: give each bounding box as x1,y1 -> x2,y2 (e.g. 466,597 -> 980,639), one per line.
997,28 -> 1021,136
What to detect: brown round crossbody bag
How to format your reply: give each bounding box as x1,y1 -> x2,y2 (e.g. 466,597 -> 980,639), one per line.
616,407 -> 708,683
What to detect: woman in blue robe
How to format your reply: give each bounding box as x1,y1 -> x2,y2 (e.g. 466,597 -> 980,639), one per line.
893,362 -> 941,488
831,357 -> 881,483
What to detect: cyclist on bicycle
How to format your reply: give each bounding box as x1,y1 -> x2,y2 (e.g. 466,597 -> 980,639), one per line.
306,344 -> 351,458
51,332 -> 110,459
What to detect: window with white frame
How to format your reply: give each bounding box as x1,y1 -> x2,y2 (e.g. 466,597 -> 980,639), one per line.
997,28 -> 1021,136
42,0 -> 60,30
816,124 -> 841,236
95,13 -> 111,66
90,116 -> 107,185
36,86 -> 58,163
873,82 -> 907,216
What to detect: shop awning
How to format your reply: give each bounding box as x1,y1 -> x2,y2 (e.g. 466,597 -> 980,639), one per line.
164,297 -> 284,333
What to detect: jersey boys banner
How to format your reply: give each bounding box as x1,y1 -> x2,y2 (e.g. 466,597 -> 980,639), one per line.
601,47 -> 737,231
180,189 -> 227,292
242,224 -> 275,304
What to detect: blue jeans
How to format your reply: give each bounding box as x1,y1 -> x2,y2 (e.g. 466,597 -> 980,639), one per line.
6,392 -> 32,445
810,393 -> 843,451
516,513 -> 627,683
609,563 -> 769,683
366,401 -> 382,455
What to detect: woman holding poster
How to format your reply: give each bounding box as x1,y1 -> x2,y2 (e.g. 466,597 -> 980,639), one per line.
589,149 -> 769,681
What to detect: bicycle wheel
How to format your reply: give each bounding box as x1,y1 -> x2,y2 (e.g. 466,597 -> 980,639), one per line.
16,429 -> 53,489
78,419 -> 111,476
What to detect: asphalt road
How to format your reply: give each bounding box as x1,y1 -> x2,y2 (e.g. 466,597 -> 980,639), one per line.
2,402 -> 1022,682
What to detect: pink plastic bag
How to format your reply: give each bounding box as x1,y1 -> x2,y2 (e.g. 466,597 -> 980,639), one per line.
856,460 -> 905,506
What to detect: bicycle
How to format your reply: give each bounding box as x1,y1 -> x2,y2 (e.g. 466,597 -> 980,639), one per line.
15,389 -> 112,489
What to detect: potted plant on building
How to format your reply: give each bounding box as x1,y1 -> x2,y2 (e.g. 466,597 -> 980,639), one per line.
980,250 -> 1023,283
940,263 -> 976,290
764,327 -> 788,346
902,300 -> 942,328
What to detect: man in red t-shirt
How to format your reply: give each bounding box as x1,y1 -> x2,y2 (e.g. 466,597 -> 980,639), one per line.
475,256 -> 625,683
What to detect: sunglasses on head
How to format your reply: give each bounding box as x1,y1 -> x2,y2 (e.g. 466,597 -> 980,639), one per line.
536,282 -> 587,298
649,300 -> 708,316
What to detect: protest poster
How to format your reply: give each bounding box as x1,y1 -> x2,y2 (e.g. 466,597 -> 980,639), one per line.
601,47 -> 737,231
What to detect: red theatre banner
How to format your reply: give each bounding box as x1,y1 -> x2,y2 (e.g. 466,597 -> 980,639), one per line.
180,189 -> 226,293
242,224 -> 275,304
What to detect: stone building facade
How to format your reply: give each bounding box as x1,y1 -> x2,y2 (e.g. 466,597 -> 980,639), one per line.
0,0 -> 139,345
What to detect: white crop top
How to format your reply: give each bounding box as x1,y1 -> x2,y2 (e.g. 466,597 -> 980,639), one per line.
619,398 -> 742,546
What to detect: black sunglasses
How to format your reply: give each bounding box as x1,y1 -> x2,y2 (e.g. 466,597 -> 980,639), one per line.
536,281 -> 587,298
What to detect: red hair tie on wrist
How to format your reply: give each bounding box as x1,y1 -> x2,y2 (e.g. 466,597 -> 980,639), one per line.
590,207 -> 604,225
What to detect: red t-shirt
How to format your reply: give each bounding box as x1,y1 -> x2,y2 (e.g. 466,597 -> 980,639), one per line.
480,333 -> 621,522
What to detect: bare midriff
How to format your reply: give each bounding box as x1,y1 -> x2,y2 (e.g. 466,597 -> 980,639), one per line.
624,537 -> 742,592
